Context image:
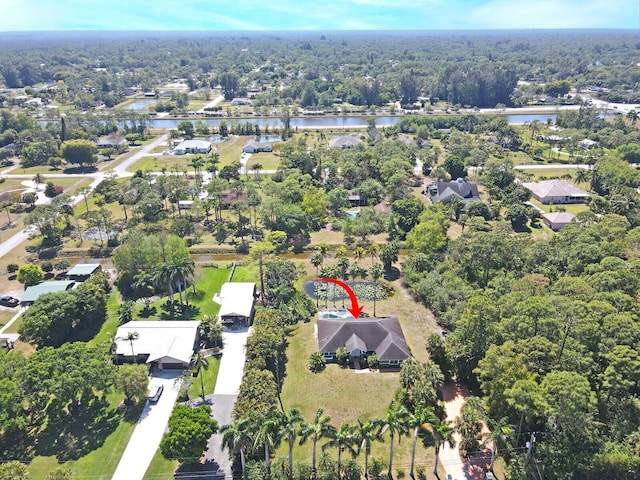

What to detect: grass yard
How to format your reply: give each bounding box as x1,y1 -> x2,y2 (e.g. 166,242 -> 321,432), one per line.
188,355 -> 221,399
27,392 -> 145,480
0,308 -> 16,329
143,449 -> 179,480
126,154 -> 193,173
517,167 -> 581,181
527,197 -> 590,215
246,152 -> 281,170
88,288 -> 122,347
125,265 -> 257,322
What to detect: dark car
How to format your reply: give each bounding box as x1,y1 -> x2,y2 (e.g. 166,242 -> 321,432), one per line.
148,384 -> 164,402
0,295 -> 19,307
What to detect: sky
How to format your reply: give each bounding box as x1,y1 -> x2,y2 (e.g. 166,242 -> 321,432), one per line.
0,0 -> 637,31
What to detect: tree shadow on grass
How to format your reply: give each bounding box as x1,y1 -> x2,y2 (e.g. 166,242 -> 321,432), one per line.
138,305 -> 158,318
159,302 -> 201,320
35,394 -> 122,462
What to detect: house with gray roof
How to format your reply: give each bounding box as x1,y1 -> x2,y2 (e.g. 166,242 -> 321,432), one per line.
317,315 -> 411,368
329,136 -> 362,149
425,178 -> 481,205
522,180 -> 589,204
242,139 -> 273,153
541,212 -> 576,231
173,139 -> 211,155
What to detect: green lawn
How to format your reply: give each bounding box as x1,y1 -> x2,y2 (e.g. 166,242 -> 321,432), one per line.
126,155 -> 193,173
527,197 -> 590,215
128,265 -> 258,322
142,449 -> 179,480
246,152 -> 281,170
88,288 -> 122,347
188,355 -> 221,399
517,167 -> 580,181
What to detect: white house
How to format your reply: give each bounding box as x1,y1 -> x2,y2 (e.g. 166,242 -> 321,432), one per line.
173,139 -> 212,155
542,212 -> 576,231
329,136 -> 362,149
522,180 -> 589,204
114,321 -> 200,369
242,139 -> 273,153
213,282 -> 256,327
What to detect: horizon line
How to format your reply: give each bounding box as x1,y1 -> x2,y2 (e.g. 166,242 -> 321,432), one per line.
0,27 -> 637,34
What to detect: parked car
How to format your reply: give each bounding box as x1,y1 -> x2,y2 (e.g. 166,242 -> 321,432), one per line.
148,384 -> 164,402
0,295 -> 19,307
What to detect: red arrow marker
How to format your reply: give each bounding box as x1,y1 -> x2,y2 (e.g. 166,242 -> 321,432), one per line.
317,278 -> 364,318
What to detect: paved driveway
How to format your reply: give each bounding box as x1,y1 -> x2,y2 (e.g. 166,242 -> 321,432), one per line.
214,327 -> 251,395
111,370 -> 182,480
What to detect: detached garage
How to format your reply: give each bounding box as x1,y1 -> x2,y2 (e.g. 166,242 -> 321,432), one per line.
114,321 -> 200,370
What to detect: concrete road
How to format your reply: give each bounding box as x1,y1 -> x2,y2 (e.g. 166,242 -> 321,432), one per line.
112,370 -> 182,480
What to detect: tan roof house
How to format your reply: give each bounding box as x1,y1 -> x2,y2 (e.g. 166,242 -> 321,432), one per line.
522,180 -> 589,204
542,212 -> 576,231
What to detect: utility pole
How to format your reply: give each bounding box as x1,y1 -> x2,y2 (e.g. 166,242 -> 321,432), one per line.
525,432 -> 543,480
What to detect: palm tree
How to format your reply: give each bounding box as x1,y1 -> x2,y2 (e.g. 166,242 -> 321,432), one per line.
153,263 -> 176,305
409,406 -> 438,480
33,173 -> 45,189
192,352 -> 209,400
455,397 -> 485,456
172,256 -> 195,308
117,331 -> 139,363
485,416 -> 514,473
574,168 -> 590,186
355,419 -> 381,479
117,301 -> 134,325
379,401 -> 409,478
253,412 -> 281,477
190,155 -> 205,189
528,119 -> 541,145
427,418 -> 455,475
336,255 -> 350,308
365,243 -> 380,267
370,263 -> 384,317
278,408 -> 304,479
353,246 -> 365,265
323,422 -> 357,478
310,251 -> 323,278
222,417 -> 254,480
133,271 -> 155,308
298,408 -> 336,475
252,162 -> 263,182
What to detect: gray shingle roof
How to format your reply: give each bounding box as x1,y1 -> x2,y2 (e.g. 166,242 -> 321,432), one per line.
329,136 -> 362,149
317,316 -> 411,361
426,179 -> 481,204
